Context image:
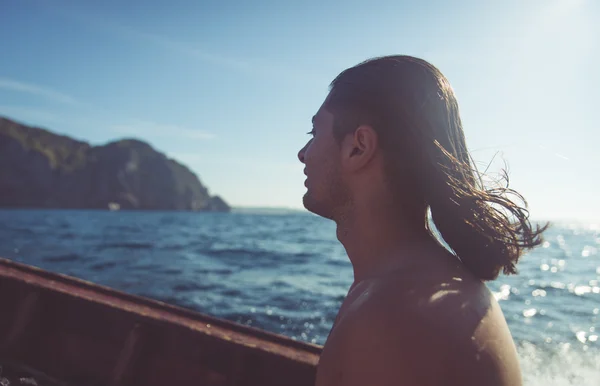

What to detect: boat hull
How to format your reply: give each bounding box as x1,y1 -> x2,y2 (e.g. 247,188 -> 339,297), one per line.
0,257 -> 320,385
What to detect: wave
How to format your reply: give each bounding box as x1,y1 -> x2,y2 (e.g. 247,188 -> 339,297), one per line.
43,253 -> 81,263
519,342 -> 600,386
95,242 -> 154,250
90,261 -> 117,271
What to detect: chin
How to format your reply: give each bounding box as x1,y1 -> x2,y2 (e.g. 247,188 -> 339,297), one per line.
302,193 -> 334,220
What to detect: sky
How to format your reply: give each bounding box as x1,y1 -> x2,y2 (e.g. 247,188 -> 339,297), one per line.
0,0 -> 598,221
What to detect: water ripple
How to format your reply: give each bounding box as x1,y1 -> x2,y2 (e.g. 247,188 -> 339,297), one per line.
0,210 -> 598,384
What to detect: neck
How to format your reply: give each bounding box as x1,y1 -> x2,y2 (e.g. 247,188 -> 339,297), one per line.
335,197 -> 433,284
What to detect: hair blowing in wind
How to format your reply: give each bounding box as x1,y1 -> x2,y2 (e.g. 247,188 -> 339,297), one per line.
326,55 -> 548,281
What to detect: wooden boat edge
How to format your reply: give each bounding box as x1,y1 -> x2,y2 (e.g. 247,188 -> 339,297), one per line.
0,256 -> 322,385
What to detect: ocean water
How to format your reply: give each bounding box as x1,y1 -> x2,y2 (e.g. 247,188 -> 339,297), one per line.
0,209 -> 598,385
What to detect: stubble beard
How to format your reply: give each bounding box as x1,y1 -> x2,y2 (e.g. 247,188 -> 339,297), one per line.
303,172 -> 350,222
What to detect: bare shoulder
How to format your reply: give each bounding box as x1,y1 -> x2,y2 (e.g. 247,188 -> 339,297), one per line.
319,290 -> 448,386
316,264 -> 522,386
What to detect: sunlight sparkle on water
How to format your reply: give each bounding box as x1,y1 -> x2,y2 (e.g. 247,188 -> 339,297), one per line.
573,286 -> 592,296
532,289 -> 547,297
550,281 -> 566,289
576,331 -> 587,344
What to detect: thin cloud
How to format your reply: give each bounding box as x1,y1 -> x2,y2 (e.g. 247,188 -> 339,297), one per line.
48,6 -> 322,85
130,30 -> 324,85
168,152 -> 301,172
0,105 -> 61,123
118,26 -> 252,73
49,7 -> 252,73
554,153 -> 570,161
539,144 -> 571,161
111,120 -> 215,140
0,78 -> 83,107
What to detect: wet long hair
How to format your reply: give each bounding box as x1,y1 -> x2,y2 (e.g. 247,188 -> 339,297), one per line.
326,55 -> 548,281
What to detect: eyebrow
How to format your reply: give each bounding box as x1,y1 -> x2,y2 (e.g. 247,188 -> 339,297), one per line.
312,115 -> 316,125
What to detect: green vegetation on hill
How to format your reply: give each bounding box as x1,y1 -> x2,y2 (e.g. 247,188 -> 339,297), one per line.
0,116 -> 230,211
0,118 -> 90,171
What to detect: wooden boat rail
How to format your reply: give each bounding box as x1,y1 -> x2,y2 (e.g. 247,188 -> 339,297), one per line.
0,257 -> 321,385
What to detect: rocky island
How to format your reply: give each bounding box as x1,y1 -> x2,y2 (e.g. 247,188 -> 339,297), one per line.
0,116 -> 230,211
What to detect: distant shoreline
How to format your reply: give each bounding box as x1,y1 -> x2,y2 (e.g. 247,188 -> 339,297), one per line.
0,206 -> 308,214
0,207 -> 590,224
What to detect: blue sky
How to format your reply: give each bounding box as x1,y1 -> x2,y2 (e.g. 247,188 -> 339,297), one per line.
1,0 -> 598,220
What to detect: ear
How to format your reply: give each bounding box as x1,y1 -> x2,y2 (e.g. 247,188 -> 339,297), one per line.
340,125 -> 379,172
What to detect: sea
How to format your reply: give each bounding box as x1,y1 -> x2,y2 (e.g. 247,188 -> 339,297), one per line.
0,209 -> 598,385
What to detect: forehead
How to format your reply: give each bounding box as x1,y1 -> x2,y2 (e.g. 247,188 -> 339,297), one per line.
312,93 -> 335,127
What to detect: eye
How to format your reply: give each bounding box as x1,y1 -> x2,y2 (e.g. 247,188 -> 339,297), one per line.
306,128 -> 316,136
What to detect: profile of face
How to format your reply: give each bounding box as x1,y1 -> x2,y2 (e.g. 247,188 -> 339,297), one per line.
297,96 -> 350,220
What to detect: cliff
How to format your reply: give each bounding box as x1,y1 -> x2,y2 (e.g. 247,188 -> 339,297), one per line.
0,117 -> 230,211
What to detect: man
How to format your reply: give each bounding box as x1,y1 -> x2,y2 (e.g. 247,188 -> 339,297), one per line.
297,56 -> 546,386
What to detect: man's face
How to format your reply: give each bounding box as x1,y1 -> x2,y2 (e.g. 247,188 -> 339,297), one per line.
297,96 -> 350,220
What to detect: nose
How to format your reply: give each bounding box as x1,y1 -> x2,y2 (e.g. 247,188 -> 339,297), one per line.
298,144 -> 306,164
